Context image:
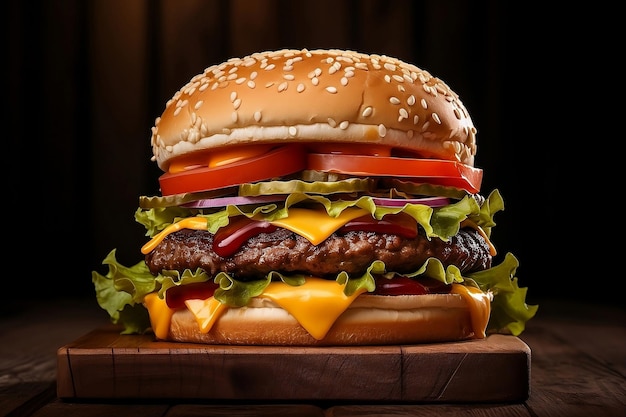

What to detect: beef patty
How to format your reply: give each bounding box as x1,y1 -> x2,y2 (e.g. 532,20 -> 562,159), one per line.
145,227 -> 492,280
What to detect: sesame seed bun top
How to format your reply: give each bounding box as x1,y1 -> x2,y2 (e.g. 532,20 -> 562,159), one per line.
150,48 -> 477,172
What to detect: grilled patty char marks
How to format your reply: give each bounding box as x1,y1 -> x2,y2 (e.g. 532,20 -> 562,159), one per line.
145,227 -> 492,279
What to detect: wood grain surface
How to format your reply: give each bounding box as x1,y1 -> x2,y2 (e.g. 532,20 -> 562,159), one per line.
56,326 -> 530,402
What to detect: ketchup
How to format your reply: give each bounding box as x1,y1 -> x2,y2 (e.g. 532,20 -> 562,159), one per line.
372,276 -> 451,295
165,281 -> 220,309
213,217 -> 277,257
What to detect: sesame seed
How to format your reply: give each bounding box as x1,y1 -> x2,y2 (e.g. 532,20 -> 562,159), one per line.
378,124 -> 387,137
265,64 -> 276,71
297,83 -> 305,92
250,71 -> 258,80
432,113 -> 442,124
231,111 -> 238,122
399,108 -> 409,119
339,121 -> 349,129
278,82 -> 288,92
312,77 -> 319,86
327,118 -> 337,128
407,95 -> 416,106
392,74 -> 404,83
254,111 -> 262,122
235,77 -> 246,84
325,86 -> 338,93
421,121 -> 430,132
289,126 -> 297,136
362,106 -> 373,117
384,75 -> 391,83
389,96 -> 400,105
413,115 -> 419,124
233,98 -> 241,109
420,98 -> 428,109
384,62 -> 396,71
341,77 -> 348,86
283,74 -> 295,80
173,107 -> 182,116
194,101 -> 203,110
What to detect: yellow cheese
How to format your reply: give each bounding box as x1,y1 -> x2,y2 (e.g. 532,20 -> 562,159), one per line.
141,217 -> 209,254
263,207 -> 367,245
184,297 -> 228,333
261,278 -> 367,340
143,292 -> 175,340
451,283 -> 491,338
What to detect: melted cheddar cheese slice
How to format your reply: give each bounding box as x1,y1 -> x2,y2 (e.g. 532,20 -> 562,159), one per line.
143,292 -> 175,340
265,208 -> 367,245
451,283 -> 491,338
261,278 -> 367,339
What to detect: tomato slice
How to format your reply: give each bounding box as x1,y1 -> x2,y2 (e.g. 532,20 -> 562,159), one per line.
158,145 -> 307,195
307,153 -> 482,194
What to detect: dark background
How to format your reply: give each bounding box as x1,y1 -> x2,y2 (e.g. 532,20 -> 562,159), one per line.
6,1 -> 611,310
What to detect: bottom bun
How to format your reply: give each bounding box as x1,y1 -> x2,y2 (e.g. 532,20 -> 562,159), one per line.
165,293 -> 478,346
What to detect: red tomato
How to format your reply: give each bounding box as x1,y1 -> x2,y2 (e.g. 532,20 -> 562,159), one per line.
307,153 -> 482,194
165,281 -> 220,309
158,145 -> 307,195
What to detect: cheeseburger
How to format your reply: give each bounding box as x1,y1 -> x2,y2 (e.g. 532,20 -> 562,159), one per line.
92,48 -> 537,346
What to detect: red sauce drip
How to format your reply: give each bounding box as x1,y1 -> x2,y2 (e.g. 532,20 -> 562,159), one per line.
373,276 -> 451,295
213,217 -> 277,257
165,281 -> 220,309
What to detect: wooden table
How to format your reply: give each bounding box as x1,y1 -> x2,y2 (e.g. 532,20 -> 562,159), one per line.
1,297 -> 624,417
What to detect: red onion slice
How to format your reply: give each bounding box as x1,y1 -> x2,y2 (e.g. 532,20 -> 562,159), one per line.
182,195 -> 285,208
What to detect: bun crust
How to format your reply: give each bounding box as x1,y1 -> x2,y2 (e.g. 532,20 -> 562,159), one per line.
151,49 -> 477,172
164,294 -> 476,346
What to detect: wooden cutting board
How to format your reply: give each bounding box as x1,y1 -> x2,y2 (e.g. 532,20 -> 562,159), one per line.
57,324 -> 530,402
